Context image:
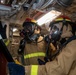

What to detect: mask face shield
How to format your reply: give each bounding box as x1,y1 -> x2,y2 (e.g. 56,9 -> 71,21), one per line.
49,23 -> 62,42
24,25 -> 32,36
23,22 -> 36,36
21,22 -> 41,42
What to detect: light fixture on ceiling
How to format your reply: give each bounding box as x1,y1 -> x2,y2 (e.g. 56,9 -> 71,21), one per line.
37,10 -> 61,25
1,0 -> 5,4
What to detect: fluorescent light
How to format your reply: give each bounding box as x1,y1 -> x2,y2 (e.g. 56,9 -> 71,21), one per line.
1,0 -> 4,3
37,10 -> 61,25
13,28 -> 17,32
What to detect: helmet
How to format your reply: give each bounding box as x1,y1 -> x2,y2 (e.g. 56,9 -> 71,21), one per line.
49,15 -> 73,42
24,17 -> 36,23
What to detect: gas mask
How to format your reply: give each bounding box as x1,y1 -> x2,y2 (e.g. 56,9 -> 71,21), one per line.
49,22 -> 62,43
20,22 -> 40,43
49,18 -> 74,43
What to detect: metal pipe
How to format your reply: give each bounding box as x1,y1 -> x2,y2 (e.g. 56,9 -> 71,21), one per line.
32,0 -> 45,9
56,0 -> 74,7
0,4 -> 11,11
40,0 -> 55,9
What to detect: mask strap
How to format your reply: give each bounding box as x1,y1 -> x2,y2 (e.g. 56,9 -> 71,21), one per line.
61,19 -> 68,31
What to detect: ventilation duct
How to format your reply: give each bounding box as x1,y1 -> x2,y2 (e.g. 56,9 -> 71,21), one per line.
57,0 -> 73,7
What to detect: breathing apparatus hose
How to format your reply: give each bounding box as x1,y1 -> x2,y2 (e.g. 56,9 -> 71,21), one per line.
27,33 -> 44,43
46,39 -> 51,59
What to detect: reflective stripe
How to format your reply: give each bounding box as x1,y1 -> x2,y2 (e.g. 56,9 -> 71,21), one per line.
5,40 -> 10,46
24,52 -> 45,59
55,18 -> 71,21
31,65 -> 38,75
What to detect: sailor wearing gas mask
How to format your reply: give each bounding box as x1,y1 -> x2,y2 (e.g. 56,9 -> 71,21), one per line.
18,18 -> 47,65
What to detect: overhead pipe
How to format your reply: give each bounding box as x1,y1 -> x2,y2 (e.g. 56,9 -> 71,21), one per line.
0,4 -> 11,11
7,0 -> 14,5
28,0 -> 36,9
40,0 -> 55,9
56,0 -> 74,7
32,0 -> 45,9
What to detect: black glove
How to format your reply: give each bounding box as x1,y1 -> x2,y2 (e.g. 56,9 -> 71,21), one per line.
8,62 -> 25,75
44,35 -> 50,43
0,21 -> 7,39
18,39 -> 26,55
38,57 -> 49,65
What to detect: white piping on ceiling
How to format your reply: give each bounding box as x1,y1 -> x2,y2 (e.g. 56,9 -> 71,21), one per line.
0,5 -> 11,11
40,0 -> 55,9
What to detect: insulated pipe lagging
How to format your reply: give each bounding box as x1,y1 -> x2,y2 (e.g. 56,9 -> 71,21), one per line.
33,0 -> 45,9
40,0 -> 55,9
0,5 -> 11,11
56,0 -> 73,7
